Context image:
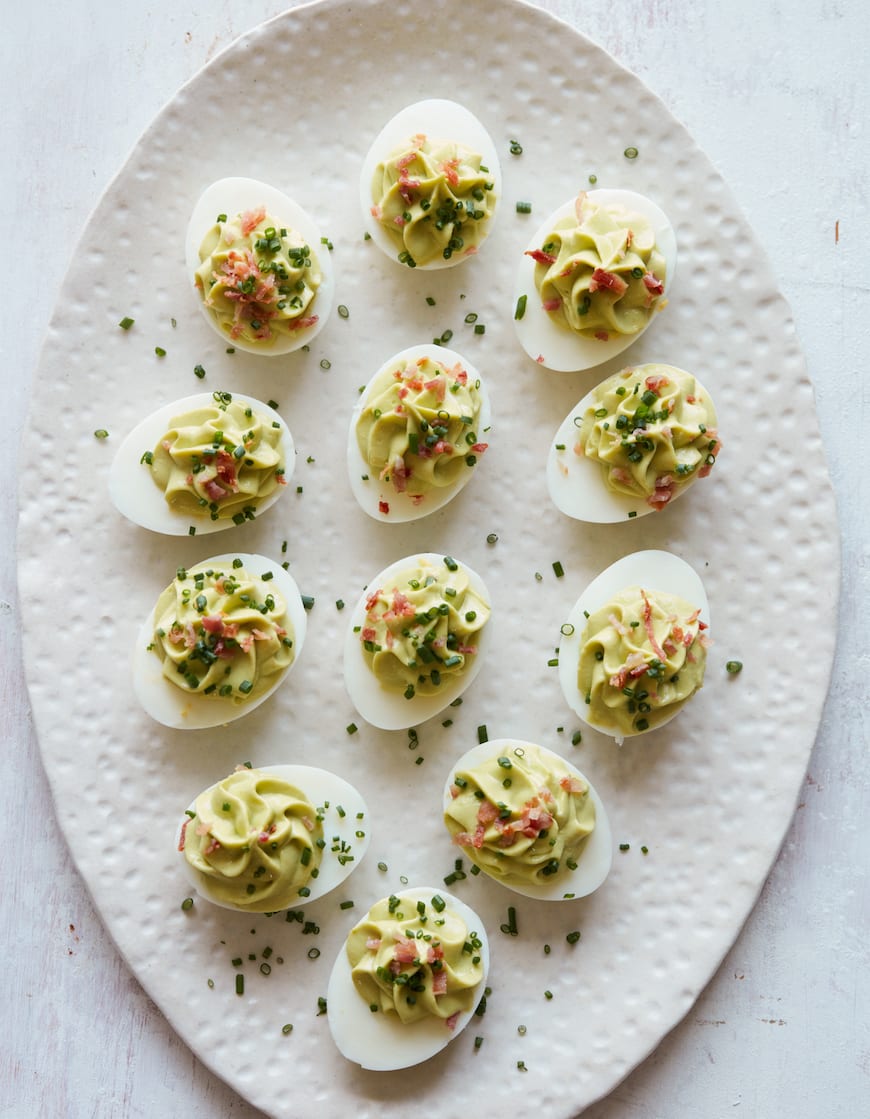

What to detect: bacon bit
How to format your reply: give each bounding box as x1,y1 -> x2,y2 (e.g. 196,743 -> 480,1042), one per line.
184,623 -> 197,648
452,831 -> 475,847
449,783 -> 462,799
361,626 -> 376,642
239,633 -> 254,653
195,822 -> 211,836
424,376 -> 447,402
301,815 -> 315,832
441,158 -> 460,187
239,206 -> 266,236
203,478 -> 225,502
222,622 -> 239,638
642,271 -> 664,296
647,475 -> 676,510
588,268 -> 628,296
641,590 -> 667,661
391,590 -> 415,618
625,229 -> 634,249
378,499 -> 390,515
370,204 -> 383,220
536,354 -> 545,364
525,248 -> 557,265
258,824 -> 277,844
574,191 -> 588,221
185,473 -> 194,486
392,935 -> 419,964
201,615 -> 224,635
542,297 -> 562,312
162,439 -> 172,451
432,440 -> 453,455
432,969 -> 448,996
609,612 -> 630,637
411,493 -> 425,505
609,651 -> 648,689
391,456 -> 411,493
204,835 -> 221,856
167,624 -> 185,645
398,385 -> 409,399
365,589 -> 382,612
477,801 -> 499,826
611,466 -> 633,486
450,364 -> 468,385
644,373 -> 670,394
288,314 -> 318,331
393,215 -> 407,227
685,608 -> 701,624
365,937 -> 382,952
250,628 -> 271,642
594,331 -> 609,341
445,1011 -> 460,1031
457,643 -> 477,655
178,820 -> 189,852
470,442 -> 488,454
686,394 -> 696,404
559,775 -> 586,794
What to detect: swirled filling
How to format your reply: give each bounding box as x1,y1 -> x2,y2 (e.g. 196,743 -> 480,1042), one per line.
152,560 -> 294,702
578,586 -> 709,734
444,744 -> 596,885
345,894 -> 484,1024
356,355 -> 487,504
371,134 -> 496,266
360,557 -> 489,698
194,206 -> 321,343
574,364 -> 721,510
180,767 -> 321,911
148,393 -> 285,520
529,191 -> 666,339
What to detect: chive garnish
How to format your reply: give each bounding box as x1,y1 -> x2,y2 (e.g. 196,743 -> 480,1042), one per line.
514,294 -> 527,320
118,316 -> 134,330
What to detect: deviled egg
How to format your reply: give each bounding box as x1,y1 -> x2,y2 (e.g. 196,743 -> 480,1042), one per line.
326,886 -> 489,1070
348,344 -> 491,522
558,550 -> 710,741
547,364 -> 721,522
185,177 -> 334,354
361,99 -> 501,269
109,390 -> 294,535
443,740 -> 612,901
133,552 -> 307,729
177,764 -> 369,912
343,553 -> 491,730
513,189 -> 676,371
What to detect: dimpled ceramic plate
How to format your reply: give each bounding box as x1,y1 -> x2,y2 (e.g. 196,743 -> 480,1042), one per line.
17,1 -> 838,1117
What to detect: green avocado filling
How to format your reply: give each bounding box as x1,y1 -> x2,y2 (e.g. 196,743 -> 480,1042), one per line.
194,207 -> 321,345
152,561 -> 293,702
181,767 -> 320,912
360,557 -> 489,695
346,894 -> 484,1023
371,135 -> 497,266
574,364 -> 720,508
148,394 -> 285,519
444,743 -> 596,886
356,354 -> 485,504
578,586 -> 708,735
530,191 -> 666,338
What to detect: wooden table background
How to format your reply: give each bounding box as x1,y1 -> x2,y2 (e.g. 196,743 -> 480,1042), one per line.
3,1 -> 866,1115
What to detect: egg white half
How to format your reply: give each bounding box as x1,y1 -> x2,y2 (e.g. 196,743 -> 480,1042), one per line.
326,885 -> 490,1070
185,177 -> 334,355
558,550 -> 709,740
347,343 -> 492,523
546,365 -> 716,523
108,392 -> 295,535
132,552 -> 308,730
442,739 -> 612,901
360,98 -> 501,270
512,189 -> 677,372
176,764 -> 370,910
343,552 -> 492,731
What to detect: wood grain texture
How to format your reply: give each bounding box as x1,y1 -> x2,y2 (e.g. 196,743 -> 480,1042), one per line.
3,1 -> 866,1116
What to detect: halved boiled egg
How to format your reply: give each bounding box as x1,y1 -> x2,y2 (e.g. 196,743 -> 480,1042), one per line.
513,188 -> 677,372
326,885 -> 489,1070
360,98 -> 501,269
347,343 -> 491,523
343,552 -> 491,731
558,550 -> 710,742
442,739 -> 612,901
185,177 -> 334,355
133,552 -> 307,729
177,763 -> 369,912
109,390 -> 294,535
547,363 -> 721,522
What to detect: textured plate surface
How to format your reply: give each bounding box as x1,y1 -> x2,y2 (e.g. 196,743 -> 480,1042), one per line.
17,0 -> 838,1116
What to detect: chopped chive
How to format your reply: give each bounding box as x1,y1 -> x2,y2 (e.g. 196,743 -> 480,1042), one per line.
339,900 -> 355,910
426,296 -> 436,306
337,304 -> 349,318
474,1036 -> 484,1050
320,358 -> 331,369
181,897 -> 194,911
473,323 -> 485,334
566,930 -> 581,945
619,843 -> 630,851
346,723 -> 358,735
281,1023 -> 293,1035
515,200 -> 532,214
509,139 -> 523,155
235,974 -> 244,996
486,533 -> 498,544
193,364 -> 206,379
726,660 -> 743,674
514,294 -> 527,320
301,595 -> 315,610
477,724 -> 488,744
552,560 -> 564,578
624,146 -> 639,159
118,316 -> 135,330
93,429 -> 109,440
155,346 -> 166,357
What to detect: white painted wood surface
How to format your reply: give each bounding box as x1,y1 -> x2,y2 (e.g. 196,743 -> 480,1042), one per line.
3,1 -> 866,1115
